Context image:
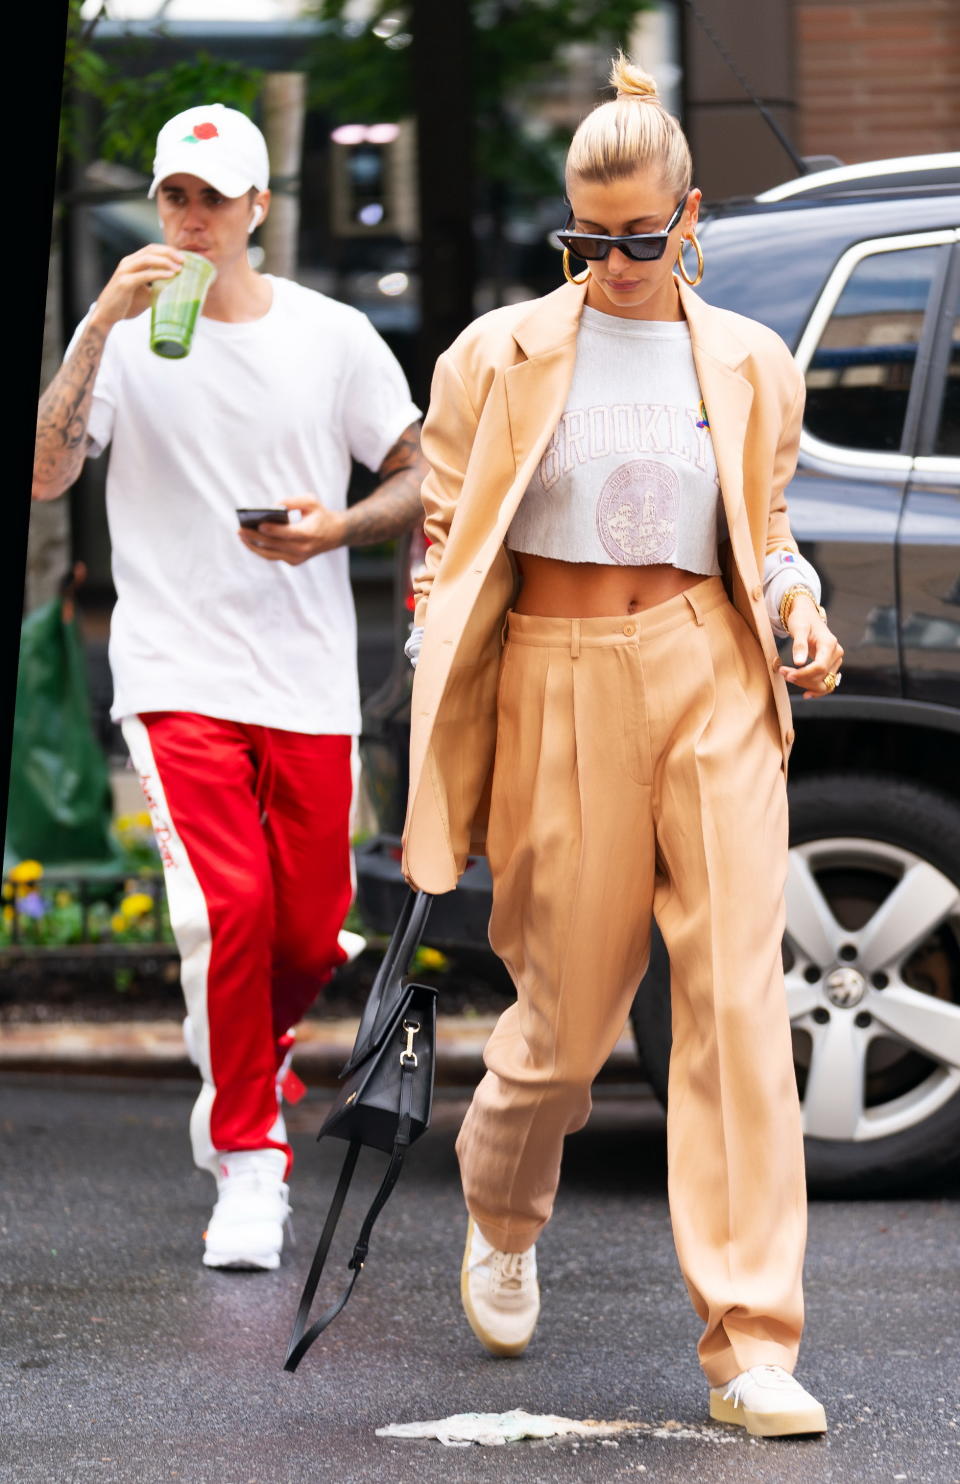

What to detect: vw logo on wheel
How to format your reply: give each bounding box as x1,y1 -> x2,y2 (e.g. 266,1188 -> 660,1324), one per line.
824,966 -> 867,1009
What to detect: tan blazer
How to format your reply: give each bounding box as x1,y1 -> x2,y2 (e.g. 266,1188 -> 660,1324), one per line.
402,275 -> 807,894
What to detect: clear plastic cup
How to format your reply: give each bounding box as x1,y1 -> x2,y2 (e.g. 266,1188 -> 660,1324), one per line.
149,252 -> 218,359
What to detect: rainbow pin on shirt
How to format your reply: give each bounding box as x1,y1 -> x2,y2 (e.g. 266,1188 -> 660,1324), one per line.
696,400 -> 709,429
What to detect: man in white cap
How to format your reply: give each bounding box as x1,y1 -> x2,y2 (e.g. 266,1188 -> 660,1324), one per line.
33,104 -> 427,1272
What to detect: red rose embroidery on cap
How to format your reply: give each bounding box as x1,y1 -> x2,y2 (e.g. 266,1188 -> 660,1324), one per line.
192,122 -> 219,140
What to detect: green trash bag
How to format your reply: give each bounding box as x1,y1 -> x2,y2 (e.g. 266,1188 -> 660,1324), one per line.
5,582 -> 120,869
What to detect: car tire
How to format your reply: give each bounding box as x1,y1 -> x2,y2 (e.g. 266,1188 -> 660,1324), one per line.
629,773 -> 960,1195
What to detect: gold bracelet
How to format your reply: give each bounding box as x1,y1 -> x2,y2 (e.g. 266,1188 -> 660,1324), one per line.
779,584 -> 826,630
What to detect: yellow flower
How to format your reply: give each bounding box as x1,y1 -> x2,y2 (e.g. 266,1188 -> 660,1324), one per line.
55,890 -> 73,908
111,913 -> 126,933
3,905 -> 13,924
9,859 -> 43,884
120,892 -> 154,919
2,883 -> 12,900
417,946 -> 448,971
135,812 -> 152,829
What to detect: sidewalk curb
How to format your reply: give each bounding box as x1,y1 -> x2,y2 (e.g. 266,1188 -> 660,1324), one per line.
0,1015 -> 642,1085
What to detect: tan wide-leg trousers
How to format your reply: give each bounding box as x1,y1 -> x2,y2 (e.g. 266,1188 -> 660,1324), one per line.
455,576 -> 807,1385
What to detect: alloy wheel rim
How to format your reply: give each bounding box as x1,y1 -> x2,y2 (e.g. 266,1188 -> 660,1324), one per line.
785,836 -> 960,1141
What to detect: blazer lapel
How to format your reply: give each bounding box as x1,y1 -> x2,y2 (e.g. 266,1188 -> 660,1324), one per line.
678,279 -> 758,579
503,279 -> 586,481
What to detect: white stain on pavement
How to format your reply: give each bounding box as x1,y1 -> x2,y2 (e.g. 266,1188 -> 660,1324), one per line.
376,1409 -> 737,1447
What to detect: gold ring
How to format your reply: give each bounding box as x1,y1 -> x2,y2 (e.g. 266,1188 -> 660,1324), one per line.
824,672 -> 839,692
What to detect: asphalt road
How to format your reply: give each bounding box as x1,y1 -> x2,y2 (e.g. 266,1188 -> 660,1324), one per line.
2,1073 -> 959,1484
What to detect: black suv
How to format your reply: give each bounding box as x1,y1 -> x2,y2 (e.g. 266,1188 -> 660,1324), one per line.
356,154 -> 960,1195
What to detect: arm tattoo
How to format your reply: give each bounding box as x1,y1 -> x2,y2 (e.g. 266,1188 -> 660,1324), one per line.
33,321 -> 107,497
378,422 -> 421,481
341,420 -> 427,547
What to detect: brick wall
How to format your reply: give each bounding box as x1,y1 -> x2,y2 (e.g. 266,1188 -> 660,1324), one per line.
795,0 -> 960,163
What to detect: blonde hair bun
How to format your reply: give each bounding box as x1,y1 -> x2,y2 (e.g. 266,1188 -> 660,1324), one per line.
609,50 -> 660,103
565,50 -> 691,194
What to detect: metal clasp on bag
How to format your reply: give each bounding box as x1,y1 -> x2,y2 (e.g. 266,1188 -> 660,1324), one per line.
400,1018 -> 420,1067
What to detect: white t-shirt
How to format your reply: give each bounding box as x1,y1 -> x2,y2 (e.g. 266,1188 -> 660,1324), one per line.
507,306 -> 724,573
69,275 -> 420,734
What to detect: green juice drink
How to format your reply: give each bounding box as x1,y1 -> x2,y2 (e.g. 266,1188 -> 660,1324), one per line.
149,251 -> 217,359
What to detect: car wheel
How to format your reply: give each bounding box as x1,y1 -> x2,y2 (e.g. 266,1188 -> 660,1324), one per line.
629,773 -> 960,1195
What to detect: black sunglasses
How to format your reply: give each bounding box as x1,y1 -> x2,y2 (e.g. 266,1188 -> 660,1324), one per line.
556,194 -> 688,263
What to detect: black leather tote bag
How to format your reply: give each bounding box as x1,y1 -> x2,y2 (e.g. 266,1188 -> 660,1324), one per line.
284,889 -> 435,1371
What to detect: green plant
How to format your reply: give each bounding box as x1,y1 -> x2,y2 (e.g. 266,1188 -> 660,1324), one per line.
1,860 -> 172,949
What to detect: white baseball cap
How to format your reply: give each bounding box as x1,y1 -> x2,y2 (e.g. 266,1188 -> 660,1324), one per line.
148,103 -> 270,199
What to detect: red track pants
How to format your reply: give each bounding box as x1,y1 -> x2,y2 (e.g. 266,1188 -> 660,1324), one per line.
121,712 -> 353,1177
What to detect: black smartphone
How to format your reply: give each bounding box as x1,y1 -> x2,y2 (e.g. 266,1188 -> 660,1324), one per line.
236,508 -> 291,529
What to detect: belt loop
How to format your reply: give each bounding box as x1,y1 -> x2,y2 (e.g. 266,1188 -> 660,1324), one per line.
500,610 -> 512,646
570,618 -> 581,658
683,586 -> 705,626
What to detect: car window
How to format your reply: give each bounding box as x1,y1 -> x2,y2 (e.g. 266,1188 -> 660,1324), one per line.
804,245 -> 940,454
933,312 -> 960,458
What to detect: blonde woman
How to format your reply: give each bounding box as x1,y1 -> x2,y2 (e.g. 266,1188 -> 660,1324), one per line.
402,55 -> 842,1438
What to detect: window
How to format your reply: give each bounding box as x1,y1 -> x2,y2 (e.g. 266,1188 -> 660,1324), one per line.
804,246 -> 940,454
933,315 -> 960,458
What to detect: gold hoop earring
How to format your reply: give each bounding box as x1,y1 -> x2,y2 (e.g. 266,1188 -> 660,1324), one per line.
562,248 -> 590,286
677,234 -> 704,287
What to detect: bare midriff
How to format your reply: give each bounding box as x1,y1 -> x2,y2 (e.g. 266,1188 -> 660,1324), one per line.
512,552 -> 706,618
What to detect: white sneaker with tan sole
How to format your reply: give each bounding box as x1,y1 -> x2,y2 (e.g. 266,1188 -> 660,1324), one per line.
709,1365 -> 827,1437
460,1217 -> 540,1357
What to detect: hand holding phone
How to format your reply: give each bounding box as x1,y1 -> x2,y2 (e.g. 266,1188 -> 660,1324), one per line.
238,494 -> 332,566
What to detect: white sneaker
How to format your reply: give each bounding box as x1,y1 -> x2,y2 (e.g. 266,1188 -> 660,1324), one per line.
459,1216 -> 540,1357
337,928 -> 367,964
709,1365 -> 827,1437
202,1149 -> 291,1271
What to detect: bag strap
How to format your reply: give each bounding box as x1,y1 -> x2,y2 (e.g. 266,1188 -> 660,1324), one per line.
355,891 -> 433,1053
283,1059 -> 418,1373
